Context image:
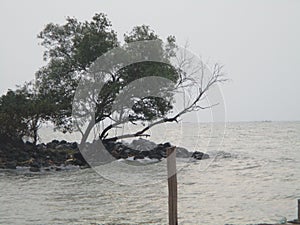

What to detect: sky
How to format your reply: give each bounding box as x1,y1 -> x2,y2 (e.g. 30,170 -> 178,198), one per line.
0,0 -> 299,122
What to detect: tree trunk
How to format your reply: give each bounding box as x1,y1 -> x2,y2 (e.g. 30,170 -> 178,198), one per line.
80,120 -> 95,146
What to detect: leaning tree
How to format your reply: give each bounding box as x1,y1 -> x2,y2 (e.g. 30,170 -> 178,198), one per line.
36,13 -> 226,145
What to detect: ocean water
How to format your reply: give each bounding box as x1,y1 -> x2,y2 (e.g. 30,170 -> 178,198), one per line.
0,121 -> 300,225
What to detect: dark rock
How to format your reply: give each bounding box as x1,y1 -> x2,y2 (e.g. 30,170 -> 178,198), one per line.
25,141 -> 33,145
37,143 -> 46,151
52,140 -> 60,144
24,144 -> 33,152
113,144 -> 139,159
42,155 -> 56,167
70,142 -> 78,150
192,151 -> 209,160
29,167 -> 40,172
176,147 -> 192,158
163,142 -> 171,148
148,151 -> 162,160
73,152 -> 87,166
147,144 -> 167,158
46,140 -> 60,149
30,160 -> 41,168
60,140 -> 67,145
6,161 -> 17,169
110,150 -> 121,159
17,151 -> 30,162
0,160 -> 5,169
202,153 -> 209,159
140,150 -> 149,157
0,136 -> 210,170
55,144 -> 66,150
128,138 -> 157,151
128,149 -> 140,157
134,155 -> 145,160
102,140 -> 115,150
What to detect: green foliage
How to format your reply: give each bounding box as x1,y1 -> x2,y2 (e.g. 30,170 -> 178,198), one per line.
36,13 -> 120,132
0,13 -> 180,144
0,82 -> 52,144
36,13 -> 179,137
0,13 -> 224,144
131,96 -> 173,121
0,90 -> 28,142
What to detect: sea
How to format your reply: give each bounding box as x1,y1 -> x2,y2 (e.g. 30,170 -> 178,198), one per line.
0,121 -> 299,225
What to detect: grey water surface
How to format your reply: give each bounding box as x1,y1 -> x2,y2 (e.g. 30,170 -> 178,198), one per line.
0,121 -> 299,225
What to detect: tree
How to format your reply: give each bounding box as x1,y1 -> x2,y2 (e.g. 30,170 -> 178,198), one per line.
36,13 -> 119,133
0,90 -> 29,143
36,13 -> 226,145
17,82 -> 53,145
0,83 -> 51,145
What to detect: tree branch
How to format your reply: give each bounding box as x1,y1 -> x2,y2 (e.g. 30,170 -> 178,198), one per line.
102,61 -> 225,142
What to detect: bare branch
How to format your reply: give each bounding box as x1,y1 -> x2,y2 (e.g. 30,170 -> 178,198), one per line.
104,133 -> 150,142
101,60 -> 225,142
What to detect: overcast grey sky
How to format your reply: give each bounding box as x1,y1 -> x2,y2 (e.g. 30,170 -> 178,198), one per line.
0,0 -> 299,122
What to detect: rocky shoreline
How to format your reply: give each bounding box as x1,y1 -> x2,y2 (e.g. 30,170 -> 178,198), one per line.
0,138 -> 209,172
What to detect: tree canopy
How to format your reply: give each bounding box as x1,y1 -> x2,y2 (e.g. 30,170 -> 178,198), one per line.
0,82 -> 52,144
36,13 -> 182,143
0,13 -> 225,146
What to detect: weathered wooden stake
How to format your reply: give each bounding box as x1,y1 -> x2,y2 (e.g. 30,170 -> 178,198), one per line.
298,199 -> 300,221
167,147 -> 178,225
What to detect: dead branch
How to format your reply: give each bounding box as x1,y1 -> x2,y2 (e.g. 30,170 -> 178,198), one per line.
102,61 -> 225,142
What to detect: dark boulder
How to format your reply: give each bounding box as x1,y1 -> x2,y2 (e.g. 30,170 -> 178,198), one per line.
73,152 -> 88,166
128,138 -> 157,151
55,144 -> 66,150
176,147 -> 192,158
148,151 -> 162,160
154,144 -> 167,157
140,150 -> 149,157
36,143 -> 46,151
60,140 -> 67,145
5,161 -> 17,169
29,167 -> 40,172
163,142 -> 171,148
102,140 -> 117,152
134,155 -> 145,160
46,140 -> 59,149
30,159 -> 41,169
70,142 -> 78,150
52,140 -> 60,144
192,151 -> 209,160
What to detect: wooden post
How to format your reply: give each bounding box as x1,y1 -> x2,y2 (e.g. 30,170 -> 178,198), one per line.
167,147 -> 178,225
298,199 -> 300,221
